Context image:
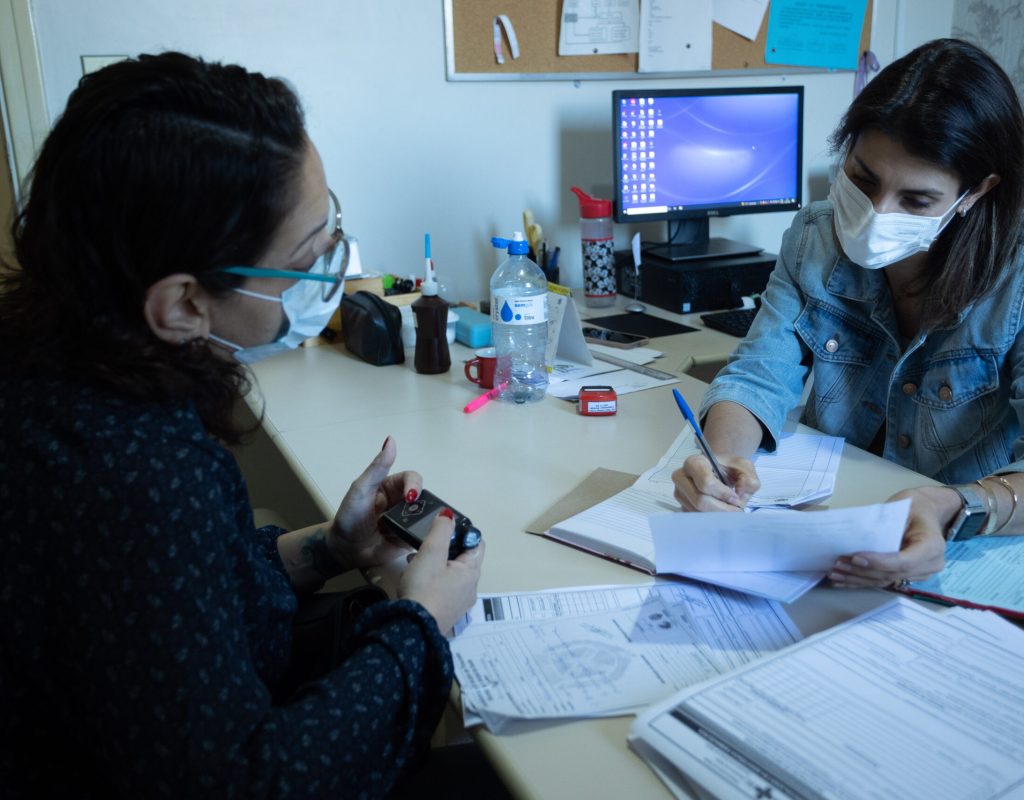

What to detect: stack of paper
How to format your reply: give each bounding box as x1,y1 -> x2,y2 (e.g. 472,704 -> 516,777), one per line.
535,429 -> 890,604
548,347 -> 678,399
543,486 -> 908,603
649,498 -> 909,572
450,582 -> 801,733
629,598 -> 1024,799
636,427 -> 845,509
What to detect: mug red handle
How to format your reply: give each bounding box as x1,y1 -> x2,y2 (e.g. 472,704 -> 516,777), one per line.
464,358 -> 482,385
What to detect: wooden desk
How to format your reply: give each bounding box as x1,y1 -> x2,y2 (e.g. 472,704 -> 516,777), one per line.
239,307 -> 934,799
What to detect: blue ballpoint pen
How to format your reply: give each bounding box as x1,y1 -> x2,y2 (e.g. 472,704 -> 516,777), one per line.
672,389 -> 732,487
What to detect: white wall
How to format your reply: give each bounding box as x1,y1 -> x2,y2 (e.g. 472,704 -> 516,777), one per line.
27,0 -> 948,303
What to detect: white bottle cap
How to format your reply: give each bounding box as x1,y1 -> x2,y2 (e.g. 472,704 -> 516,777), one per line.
421,256 -> 439,295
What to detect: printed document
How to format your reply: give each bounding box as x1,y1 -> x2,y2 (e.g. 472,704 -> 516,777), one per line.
559,0 -> 640,56
548,347 -> 678,399
629,598 -> 1024,799
451,581 -> 800,733
638,0 -> 713,73
637,427 -> 845,509
764,0 -> 867,70
909,536 -> 1024,616
649,498 -> 910,572
545,485 -> 824,602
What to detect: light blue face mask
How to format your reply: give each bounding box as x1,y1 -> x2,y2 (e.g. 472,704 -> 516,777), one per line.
209,190 -> 350,364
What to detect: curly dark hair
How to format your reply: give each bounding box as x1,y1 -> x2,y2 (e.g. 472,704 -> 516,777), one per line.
829,38 -> 1024,327
0,52 -> 308,441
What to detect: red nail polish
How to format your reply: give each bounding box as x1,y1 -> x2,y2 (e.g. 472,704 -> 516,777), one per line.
381,437 -> 390,451
406,489 -> 418,503
439,507 -> 454,520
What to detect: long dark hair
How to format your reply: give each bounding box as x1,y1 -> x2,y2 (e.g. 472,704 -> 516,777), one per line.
829,38 -> 1024,327
0,52 -> 307,440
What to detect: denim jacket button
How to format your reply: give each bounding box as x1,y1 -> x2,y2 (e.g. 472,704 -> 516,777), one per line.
901,382 -> 917,396
898,434 -> 912,448
824,337 -> 839,353
938,385 -> 953,401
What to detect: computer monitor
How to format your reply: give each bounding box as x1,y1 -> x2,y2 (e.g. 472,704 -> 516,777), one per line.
613,86 -> 803,262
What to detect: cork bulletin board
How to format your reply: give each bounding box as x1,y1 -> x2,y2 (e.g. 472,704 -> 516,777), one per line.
444,0 -> 872,81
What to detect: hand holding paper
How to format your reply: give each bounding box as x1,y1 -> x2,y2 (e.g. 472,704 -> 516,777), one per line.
650,499 -> 910,573
830,485 -> 949,588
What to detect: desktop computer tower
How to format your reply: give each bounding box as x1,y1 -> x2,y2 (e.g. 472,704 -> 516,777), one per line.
616,250 -> 777,314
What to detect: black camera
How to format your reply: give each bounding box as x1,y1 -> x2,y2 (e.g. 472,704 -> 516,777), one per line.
381,489 -> 482,560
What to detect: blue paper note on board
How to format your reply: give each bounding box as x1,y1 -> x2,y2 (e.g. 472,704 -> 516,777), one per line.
765,0 -> 868,70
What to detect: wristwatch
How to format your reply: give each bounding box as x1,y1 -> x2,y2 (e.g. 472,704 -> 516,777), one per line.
946,485 -> 989,542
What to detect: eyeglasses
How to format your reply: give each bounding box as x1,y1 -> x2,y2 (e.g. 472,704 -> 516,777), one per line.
217,189 -> 349,301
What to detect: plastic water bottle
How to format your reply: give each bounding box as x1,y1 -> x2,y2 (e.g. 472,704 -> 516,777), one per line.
490,232 -> 548,404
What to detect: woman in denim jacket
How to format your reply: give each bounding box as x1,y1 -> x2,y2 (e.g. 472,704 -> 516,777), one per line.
674,39 -> 1024,588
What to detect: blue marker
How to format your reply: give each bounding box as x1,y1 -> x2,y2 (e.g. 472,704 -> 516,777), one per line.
672,389 -> 732,487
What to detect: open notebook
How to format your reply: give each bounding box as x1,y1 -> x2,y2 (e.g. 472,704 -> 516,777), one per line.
527,469 -> 825,604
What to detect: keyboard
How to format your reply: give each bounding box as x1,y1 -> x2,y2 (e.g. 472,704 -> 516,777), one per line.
700,307 -> 758,338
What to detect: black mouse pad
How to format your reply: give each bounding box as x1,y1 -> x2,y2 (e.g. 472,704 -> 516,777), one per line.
585,313 -> 697,337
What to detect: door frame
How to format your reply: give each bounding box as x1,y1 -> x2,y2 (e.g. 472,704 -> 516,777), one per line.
0,0 -> 49,201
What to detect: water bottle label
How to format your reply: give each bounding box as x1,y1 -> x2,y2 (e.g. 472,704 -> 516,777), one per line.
491,294 -> 548,325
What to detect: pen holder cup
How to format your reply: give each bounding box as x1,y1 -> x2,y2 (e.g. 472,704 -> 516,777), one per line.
533,246 -> 560,286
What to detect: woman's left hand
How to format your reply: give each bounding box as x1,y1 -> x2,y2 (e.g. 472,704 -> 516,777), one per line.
828,486 -> 956,588
328,436 -> 422,572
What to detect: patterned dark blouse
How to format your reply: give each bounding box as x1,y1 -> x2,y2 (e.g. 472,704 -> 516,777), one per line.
0,373 -> 453,798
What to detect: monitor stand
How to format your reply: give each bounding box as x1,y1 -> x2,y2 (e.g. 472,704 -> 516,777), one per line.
645,218 -> 763,262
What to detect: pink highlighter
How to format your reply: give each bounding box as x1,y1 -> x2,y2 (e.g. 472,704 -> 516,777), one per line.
463,382 -> 508,414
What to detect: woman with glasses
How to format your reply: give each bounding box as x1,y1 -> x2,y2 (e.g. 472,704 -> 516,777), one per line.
673,39 -> 1024,589
0,53 -> 495,798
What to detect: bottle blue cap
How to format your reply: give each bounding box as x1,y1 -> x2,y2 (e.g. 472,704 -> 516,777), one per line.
491,234 -> 529,255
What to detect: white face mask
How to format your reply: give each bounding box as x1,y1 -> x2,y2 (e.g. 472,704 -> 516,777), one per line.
830,167 -> 970,270
210,253 -> 342,365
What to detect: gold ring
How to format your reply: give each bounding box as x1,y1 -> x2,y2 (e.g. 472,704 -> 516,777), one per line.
891,578 -> 910,590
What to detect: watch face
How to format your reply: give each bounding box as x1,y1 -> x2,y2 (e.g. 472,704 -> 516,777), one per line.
954,511 -> 987,541
948,486 -> 988,542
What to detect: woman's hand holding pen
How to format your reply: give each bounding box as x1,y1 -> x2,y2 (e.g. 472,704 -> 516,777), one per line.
673,453 -> 760,512
672,399 -> 764,512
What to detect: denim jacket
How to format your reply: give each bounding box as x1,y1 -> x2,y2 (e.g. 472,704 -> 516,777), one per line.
702,200 -> 1024,484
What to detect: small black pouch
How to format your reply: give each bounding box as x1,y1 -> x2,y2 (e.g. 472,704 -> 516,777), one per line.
340,290 -> 405,366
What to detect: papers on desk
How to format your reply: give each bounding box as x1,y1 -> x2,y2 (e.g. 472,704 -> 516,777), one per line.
650,499 -> 909,572
629,598 -> 1024,800
637,426 -> 845,509
548,345 -> 678,400
544,485 -> 907,602
538,430 -> 858,603
902,536 -> 1024,618
450,581 -> 801,733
